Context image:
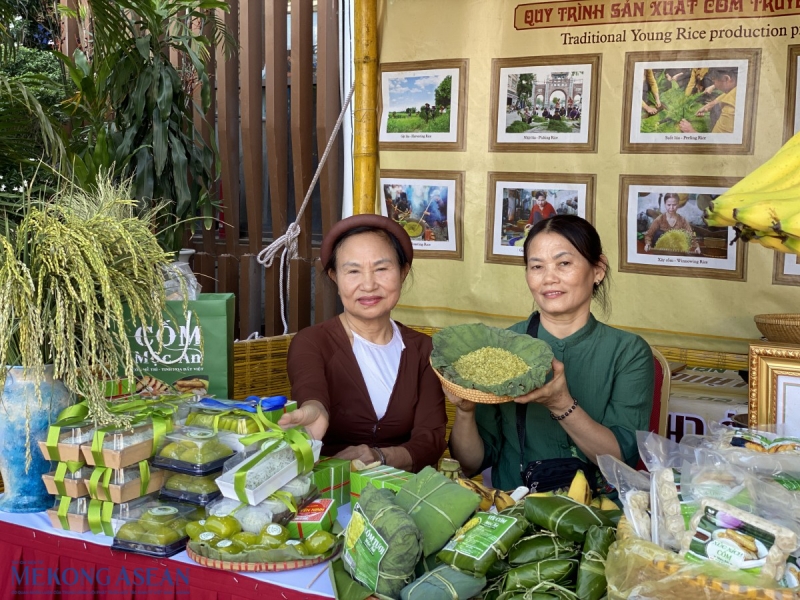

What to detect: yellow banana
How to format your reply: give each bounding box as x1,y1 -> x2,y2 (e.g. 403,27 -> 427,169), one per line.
527,491 -> 555,498
600,497 -> 619,511
782,236 -> 800,254
493,490 -> 516,511
710,189 -> 800,223
590,497 -> 602,509
774,208 -> 800,237
720,137 -> 800,196
566,470 -> 591,505
457,478 -> 495,511
734,199 -> 800,232
703,210 -> 737,228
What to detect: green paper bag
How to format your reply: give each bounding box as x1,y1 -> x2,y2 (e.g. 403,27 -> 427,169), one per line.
125,293 -> 235,399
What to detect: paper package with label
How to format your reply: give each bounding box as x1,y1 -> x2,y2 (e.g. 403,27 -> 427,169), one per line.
287,498 -> 338,539
312,456 -> 351,506
350,465 -> 413,508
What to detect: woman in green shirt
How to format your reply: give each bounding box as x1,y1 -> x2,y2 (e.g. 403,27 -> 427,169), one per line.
448,215 -> 654,491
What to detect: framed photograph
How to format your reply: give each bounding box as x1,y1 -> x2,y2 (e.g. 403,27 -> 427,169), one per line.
618,175 -> 747,281
749,341 -> 800,431
378,59 -> 468,151
621,49 -> 760,155
485,172 -> 596,266
488,54 -> 601,153
379,170 -> 464,260
784,45 -> 800,143
772,253 -> 800,286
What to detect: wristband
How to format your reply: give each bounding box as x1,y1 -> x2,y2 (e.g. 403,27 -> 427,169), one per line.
550,398 -> 578,421
372,446 -> 387,466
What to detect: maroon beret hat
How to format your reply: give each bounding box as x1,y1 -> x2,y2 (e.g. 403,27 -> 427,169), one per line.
320,214 -> 414,268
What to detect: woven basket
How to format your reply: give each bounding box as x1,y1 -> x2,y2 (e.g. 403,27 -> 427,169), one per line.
431,360 -> 515,404
186,544 -> 340,572
754,314 -> 800,344
233,334 -> 295,399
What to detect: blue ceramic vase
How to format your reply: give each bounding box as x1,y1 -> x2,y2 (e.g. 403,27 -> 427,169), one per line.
0,366 -> 72,513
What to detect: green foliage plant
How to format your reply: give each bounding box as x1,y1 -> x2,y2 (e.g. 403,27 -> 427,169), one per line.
57,0 -> 234,252
0,173 -> 173,440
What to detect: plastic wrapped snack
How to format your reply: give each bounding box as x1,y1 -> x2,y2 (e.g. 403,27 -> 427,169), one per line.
682,498 -> 798,581
43,463 -> 91,497
184,407 -> 263,435
206,494 -> 295,533
279,473 -> 312,498
651,468 -> 697,552
598,454 -> 652,542
161,471 -> 222,505
46,496 -> 91,532
112,499 -> 195,557
152,428 -> 234,475
39,420 -> 95,462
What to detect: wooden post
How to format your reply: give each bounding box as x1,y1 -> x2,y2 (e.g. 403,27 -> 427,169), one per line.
353,0 -> 378,215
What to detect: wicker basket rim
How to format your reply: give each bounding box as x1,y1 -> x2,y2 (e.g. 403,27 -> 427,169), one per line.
754,313 -> 800,323
186,544 -> 339,572
430,360 -> 516,404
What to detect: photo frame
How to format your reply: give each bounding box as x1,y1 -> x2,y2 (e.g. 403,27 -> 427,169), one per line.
749,341 -> 800,431
485,172 -> 596,266
379,170 -> 464,260
488,54 -> 601,153
378,59 -> 468,151
618,175 -> 747,281
783,45 -> 800,143
621,49 -> 760,155
772,252 -> 800,286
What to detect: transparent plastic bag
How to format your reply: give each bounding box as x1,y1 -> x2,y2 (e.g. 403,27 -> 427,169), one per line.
598,455 -> 651,542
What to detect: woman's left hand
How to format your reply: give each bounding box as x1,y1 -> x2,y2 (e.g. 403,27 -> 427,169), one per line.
334,444 -> 379,465
514,358 -> 575,415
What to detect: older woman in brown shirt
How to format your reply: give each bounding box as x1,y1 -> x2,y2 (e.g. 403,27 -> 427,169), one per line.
278,215 -> 447,472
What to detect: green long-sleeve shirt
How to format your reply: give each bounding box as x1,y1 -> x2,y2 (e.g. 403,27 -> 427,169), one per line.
476,313 -> 654,491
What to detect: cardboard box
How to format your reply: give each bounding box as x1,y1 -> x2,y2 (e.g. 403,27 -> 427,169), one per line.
287,498 -> 338,539
262,400 -> 297,424
350,465 -> 412,508
43,464 -> 91,498
81,424 -> 155,469
312,457 -> 350,506
87,467 -> 167,503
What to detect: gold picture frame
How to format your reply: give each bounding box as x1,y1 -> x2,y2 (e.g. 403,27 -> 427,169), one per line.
620,49 -> 761,155
488,54 -> 601,153
749,341 -> 800,429
379,169 -> 465,260
484,171 -> 596,266
618,174 -> 747,281
378,59 -> 469,152
772,252 -> 800,287
783,45 -> 800,143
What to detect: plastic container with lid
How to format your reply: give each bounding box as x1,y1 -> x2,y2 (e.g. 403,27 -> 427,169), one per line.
43,463 -> 92,498
111,498 -> 195,557
184,407 -> 263,435
38,420 -> 95,462
81,423 -> 157,469
86,463 -> 167,503
152,428 -> 235,475
46,496 -> 91,532
160,471 -> 222,505
215,437 -> 322,505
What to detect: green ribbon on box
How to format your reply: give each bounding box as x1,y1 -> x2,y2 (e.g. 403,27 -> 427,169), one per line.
270,490 -> 298,514
53,461 -> 84,496
89,467 -> 113,500
231,405 -> 314,504
87,499 -> 114,536
45,403 -> 91,462
90,405 -> 174,467
138,460 -> 151,497
57,496 -> 72,530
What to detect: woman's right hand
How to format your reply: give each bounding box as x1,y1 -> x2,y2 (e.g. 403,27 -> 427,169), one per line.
277,400 -> 329,440
444,389 -> 476,414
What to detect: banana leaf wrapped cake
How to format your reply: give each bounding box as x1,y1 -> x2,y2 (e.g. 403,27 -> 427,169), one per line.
431,323 -> 554,403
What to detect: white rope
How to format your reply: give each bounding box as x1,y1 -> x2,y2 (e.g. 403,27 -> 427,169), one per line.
257,82 -> 357,335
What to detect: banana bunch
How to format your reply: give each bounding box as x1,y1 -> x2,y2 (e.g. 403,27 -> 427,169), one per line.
456,477 -> 517,512
527,471 -> 618,510
704,132 -> 800,253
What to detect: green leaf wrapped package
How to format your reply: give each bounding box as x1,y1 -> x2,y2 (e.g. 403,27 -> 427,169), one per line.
437,511 -> 527,576
508,531 -> 579,565
343,485 -> 422,599
485,559 -> 511,581
399,565 -> 487,600
503,558 -> 578,591
395,466 -> 481,556
524,495 -> 615,543
431,323 -> 554,397
575,525 -> 615,600
329,557 -> 373,600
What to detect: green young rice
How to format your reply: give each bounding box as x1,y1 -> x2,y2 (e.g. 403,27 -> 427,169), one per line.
453,347 -> 530,386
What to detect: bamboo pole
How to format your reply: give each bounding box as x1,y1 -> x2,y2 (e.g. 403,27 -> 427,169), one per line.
353,0 -> 378,215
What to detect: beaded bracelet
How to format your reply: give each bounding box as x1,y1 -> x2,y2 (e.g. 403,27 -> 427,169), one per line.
550,398 -> 579,421
372,446 -> 387,465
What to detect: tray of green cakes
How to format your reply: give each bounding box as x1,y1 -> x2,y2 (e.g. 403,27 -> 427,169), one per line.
111,497 -> 196,557
152,428 -> 234,475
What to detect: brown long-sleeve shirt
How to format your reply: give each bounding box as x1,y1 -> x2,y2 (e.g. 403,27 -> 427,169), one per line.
644,212 -> 699,252
287,317 -> 447,472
